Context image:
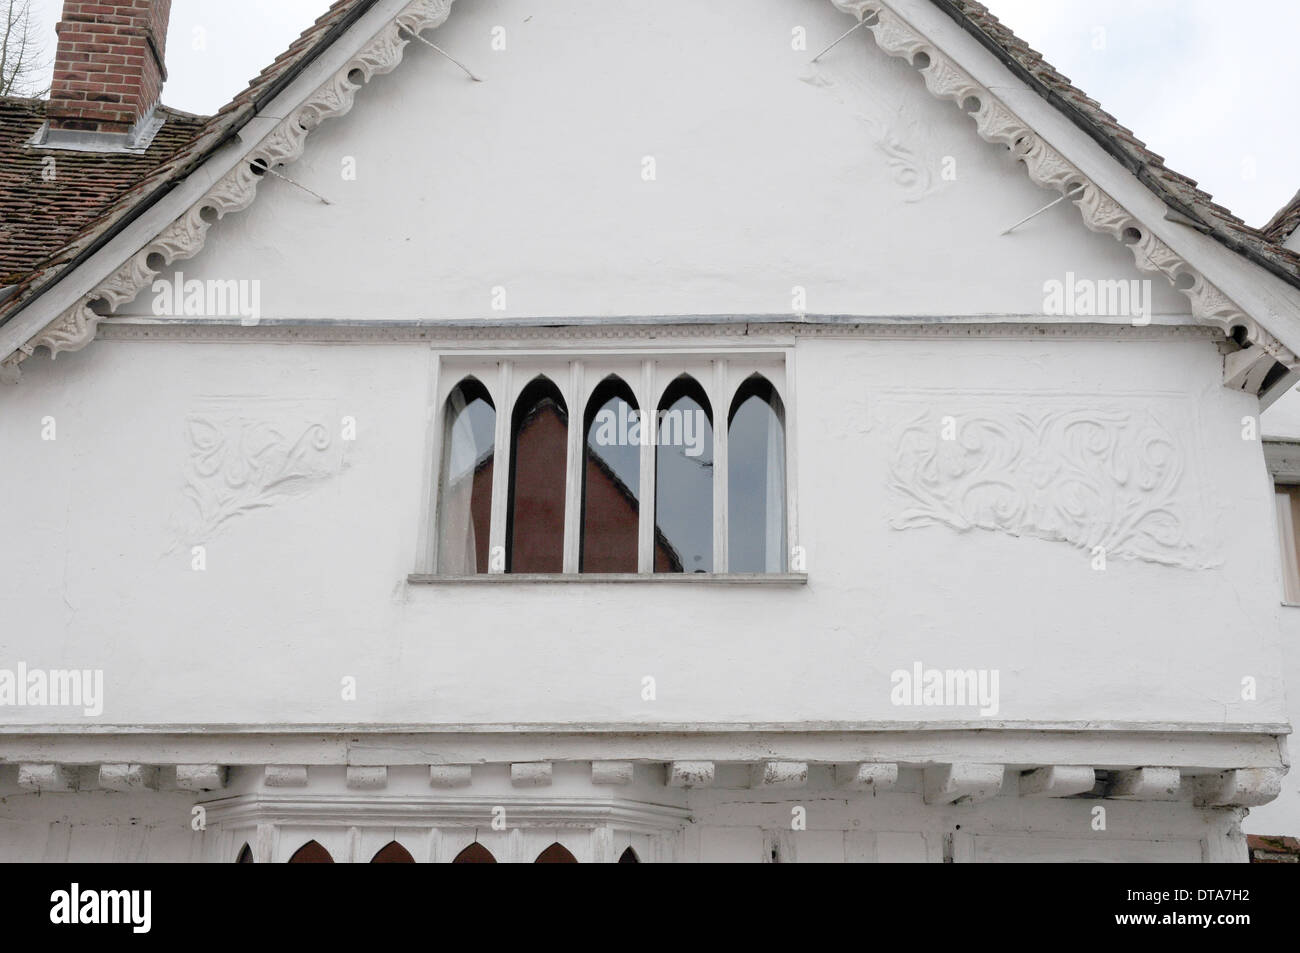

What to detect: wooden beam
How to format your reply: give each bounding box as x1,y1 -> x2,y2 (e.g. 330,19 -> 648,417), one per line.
346,766 -> 387,790
751,761 -> 808,789
1019,766 -> 1096,798
668,761 -> 715,788
429,765 -> 472,788
17,763 -> 76,792
591,761 -> 634,785
1194,768 -> 1283,807
1107,766 -> 1180,800
834,762 -> 899,791
98,764 -> 157,791
510,762 -> 553,787
264,765 -> 308,788
175,764 -> 228,792
923,763 -> 1004,805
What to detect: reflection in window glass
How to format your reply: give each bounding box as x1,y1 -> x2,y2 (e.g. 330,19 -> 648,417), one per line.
582,378 -> 641,572
508,377 -> 568,573
654,377 -> 712,573
728,377 -> 786,573
437,379 -> 495,574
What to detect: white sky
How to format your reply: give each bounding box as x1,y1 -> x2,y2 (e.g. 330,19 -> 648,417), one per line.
23,0 -> 1300,228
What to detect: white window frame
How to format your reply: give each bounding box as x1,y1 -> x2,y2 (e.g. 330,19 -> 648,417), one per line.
415,347 -> 799,578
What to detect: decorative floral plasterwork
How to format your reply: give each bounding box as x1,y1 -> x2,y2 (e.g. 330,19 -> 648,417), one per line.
801,58 -> 942,203
169,399 -> 345,547
885,398 -> 1219,569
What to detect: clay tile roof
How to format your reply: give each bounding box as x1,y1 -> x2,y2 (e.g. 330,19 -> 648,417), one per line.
1263,190 -> 1300,245
935,0 -> 1300,283
0,99 -> 207,284
0,0 -> 371,317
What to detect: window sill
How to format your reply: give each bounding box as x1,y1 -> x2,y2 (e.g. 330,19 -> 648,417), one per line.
407,572 -> 808,586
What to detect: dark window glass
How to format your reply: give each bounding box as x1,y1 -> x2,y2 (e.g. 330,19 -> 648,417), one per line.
654,376 -> 713,573
618,847 -> 640,863
437,378 -> 496,574
507,377 -> 569,572
288,840 -> 333,863
236,843 -> 253,863
581,377 -> 641,572
535,842 -> 578,863
371,841 -> 415,863
453,842 -> 497,863
728,376 -> 786,572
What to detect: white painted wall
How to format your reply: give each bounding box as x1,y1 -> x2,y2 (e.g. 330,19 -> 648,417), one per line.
131,0 -> 1187,323
0,0 -> 1291,858
0,331 -> 1284,731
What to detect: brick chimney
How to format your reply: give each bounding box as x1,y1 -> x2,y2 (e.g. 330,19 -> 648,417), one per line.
46,0 -> 172,138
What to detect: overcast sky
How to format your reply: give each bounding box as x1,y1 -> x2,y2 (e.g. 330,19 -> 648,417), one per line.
23,0 -> 1299,227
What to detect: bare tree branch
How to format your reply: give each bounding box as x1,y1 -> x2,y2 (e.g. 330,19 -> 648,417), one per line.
1,0 -> 50,98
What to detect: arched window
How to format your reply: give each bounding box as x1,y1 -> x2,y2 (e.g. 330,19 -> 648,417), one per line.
654,376 -> 712,573
727,376 -> 786,572
535,842 -> 578,863
452,842 -> 497,863
507,377 -> 569,573
618,847 -> 640,863
236,843 -> 253,863
371,841 -> 415,863
581,376 -> 641,572
437,378 -> 496,574
288,840 -> 333,863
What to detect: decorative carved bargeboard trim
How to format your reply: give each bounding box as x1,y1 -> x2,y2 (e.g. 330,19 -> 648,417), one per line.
2,0 -> 1287,381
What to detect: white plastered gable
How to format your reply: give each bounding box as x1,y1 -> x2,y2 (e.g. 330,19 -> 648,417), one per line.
2,0 -> 1299,391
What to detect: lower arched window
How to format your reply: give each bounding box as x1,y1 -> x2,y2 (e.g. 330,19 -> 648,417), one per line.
288,840 -> 333,863
236,843 -> 253,863
727,376 -> 786,572
453,842 -> 497,863
535,842 -> 578,863
371,842 -> 415,863
618,847 -> 640,863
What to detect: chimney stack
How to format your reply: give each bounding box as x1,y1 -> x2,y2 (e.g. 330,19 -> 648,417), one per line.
46,1 -> 172,142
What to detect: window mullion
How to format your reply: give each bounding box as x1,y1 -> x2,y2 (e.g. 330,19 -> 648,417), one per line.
713,358 -> 729,573
488,360 -> 513,573
638,359 -> 656,573
563,360 -> 584,573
